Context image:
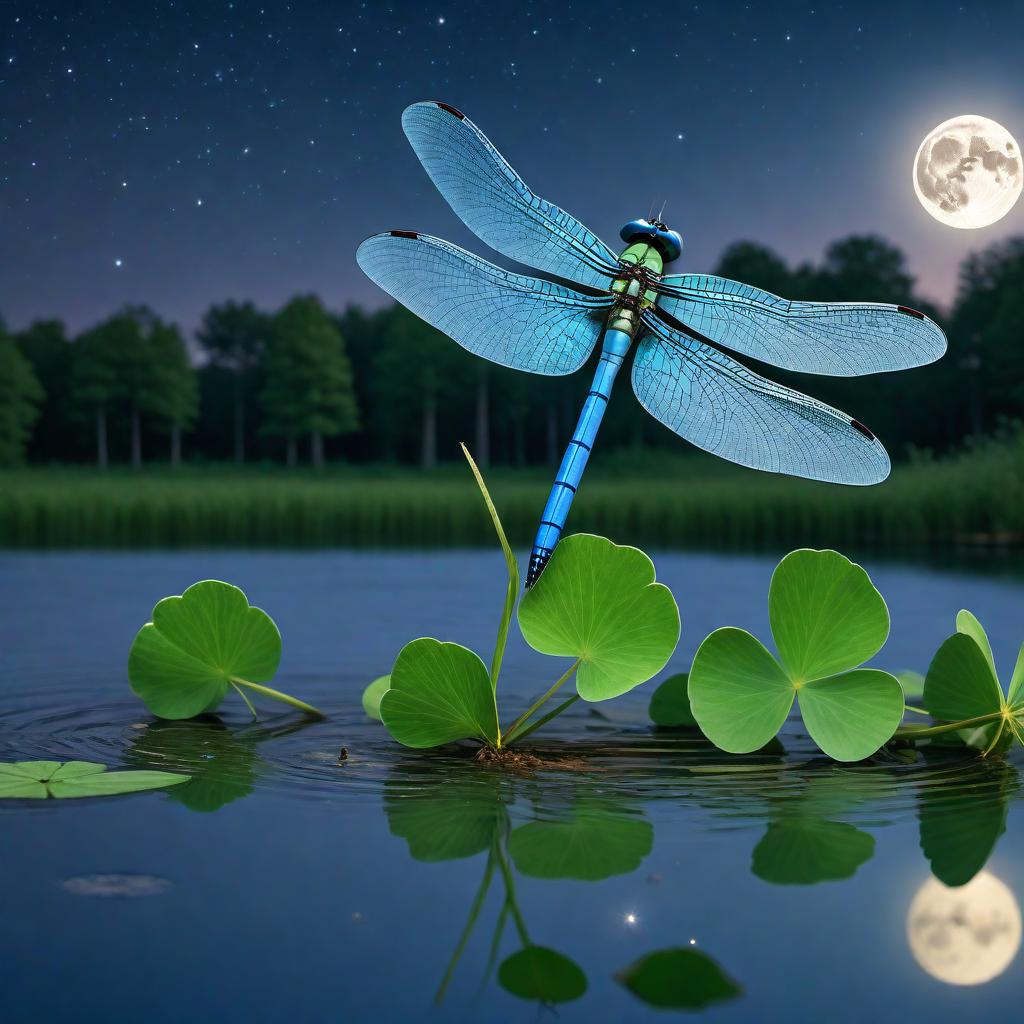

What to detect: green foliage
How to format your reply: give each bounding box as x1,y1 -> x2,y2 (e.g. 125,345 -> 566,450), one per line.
752,818 -> 874,885
922,609 -> 1024,753
0,760 -> 189,799
260,295 -> 358,462
689,549 -> 903,761
518,534 -> 680,701
361,675 -> 390,721
128,579 -> 321,719
498,946 -> 587,1004
379,639 -> 499,748
0,334 -> 43,466
14,320 -> 73,461
508,801 -> 653,881
648,672 -> 698,728
616,948 -> 741,1010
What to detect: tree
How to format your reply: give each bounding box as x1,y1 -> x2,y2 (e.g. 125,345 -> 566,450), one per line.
0,333 -> 43,466
196,301 -> 269,463
15,320 -> 73,462
813,235 -> 915,303
713,241 -> 793,295
71,317 -> 124,468
147,320 -> 198,465
260,296 -> 359,467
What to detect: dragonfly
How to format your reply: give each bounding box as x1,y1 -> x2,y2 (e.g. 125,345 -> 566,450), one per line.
356,101 -> 947,588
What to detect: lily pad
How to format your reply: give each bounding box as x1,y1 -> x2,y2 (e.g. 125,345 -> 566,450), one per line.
498,946 -> 587,1004
362,675 -> 390,721
648,672 -> 698,728
0,761 -> 189,799
617,948 -> 741,1010
518,534 -> 680,701
509,801 -> 653,880
379,638 -> 499,748
897,670 -> 925,700
689,550 -> 903,762
128,580 -> 321,720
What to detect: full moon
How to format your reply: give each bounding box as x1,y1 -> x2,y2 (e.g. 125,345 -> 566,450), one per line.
913,115 -> 1022,228
907,871 -> 1022,985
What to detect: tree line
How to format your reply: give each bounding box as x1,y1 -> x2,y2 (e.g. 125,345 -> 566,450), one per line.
2,233 -> 1023,469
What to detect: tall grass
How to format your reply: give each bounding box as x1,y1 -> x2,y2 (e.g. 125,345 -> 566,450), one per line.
1,434 -> 1022,550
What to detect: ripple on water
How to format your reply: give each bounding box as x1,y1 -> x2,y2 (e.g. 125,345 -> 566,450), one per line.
0,673 -> 1017,836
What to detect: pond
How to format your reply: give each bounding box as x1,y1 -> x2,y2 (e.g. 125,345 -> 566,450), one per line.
2,548 -> 1023,1022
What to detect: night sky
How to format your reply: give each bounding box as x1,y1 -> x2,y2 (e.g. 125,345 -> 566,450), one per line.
3,1 -> 1023,334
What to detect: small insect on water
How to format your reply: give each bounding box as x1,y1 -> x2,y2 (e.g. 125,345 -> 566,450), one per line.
357,101 -> 948,587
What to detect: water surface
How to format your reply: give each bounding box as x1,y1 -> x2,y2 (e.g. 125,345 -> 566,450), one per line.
2,549 -> 1023,1022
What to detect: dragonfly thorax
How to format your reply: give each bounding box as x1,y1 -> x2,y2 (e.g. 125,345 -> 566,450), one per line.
619,218 -> 683,263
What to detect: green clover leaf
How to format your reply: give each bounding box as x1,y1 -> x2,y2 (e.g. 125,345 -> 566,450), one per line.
616,948 -> 741,1011
498,946 -> 587,1004
648,672 -> 698,728
689,549 -> 903,762
128,580 -> 321,720
361,675 -> 390,721
379,638 -> 500,748
518,534 -> 680,701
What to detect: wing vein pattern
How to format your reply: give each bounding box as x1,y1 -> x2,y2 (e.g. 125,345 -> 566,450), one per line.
655,273 -> 946,376
356,232 -> 613,375
403,101 -> 621,291
633,310 -> 891,484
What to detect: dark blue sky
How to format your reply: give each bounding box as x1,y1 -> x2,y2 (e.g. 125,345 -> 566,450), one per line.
3,0 -> 1022,333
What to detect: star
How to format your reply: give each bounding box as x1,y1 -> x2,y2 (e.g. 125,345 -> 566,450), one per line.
114,258 -> 123,267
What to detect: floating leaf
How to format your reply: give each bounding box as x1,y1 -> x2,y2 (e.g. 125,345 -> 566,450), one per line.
518,534 -> 680,701
1009,644 -> 1024,707
380,638 -> 499,748
509,801 -> 653,881
498,946 -> 586,1004
362,675 -> 390,721
690,550 -> 902,761
0,760 -> 189,799
128,580 -> 321,720
752,818 -> 874,885
648,672 -> 698,728
617,948 -> 741,1010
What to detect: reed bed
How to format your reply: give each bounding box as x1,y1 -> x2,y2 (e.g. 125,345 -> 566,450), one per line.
1,436 -> 1022,551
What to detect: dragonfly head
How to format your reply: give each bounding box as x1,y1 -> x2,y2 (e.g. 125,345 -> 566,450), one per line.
620,218 -> 683,264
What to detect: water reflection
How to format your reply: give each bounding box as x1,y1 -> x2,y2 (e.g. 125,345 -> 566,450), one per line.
908,872 -> 1022,985
383,762 -> 741,1012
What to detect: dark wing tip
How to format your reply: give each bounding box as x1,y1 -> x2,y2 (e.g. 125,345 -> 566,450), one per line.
897,305 -> 926,320
389,229 -> 419,239
434,101 -> 466,119
850,419 -> 876,440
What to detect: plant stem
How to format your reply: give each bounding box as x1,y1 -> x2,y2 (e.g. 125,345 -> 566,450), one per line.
230,680 -> 260,719
435,847 -> 496,1005
460,443 -> 511,747
894,710 -> 1003,740
230,677 -> 324,718
502,659 -> 580,743
494,843 -> 529,947
903,704 -> 930,716
506,695 -> 581,746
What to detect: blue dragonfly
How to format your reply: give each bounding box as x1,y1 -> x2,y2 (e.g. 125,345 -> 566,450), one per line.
357,101 -> 947,587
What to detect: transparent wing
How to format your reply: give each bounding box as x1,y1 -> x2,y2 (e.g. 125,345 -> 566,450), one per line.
356,231 -> 613,375
402,101 -> 620,291
654,273 -> 947,376
633,310 -> 890,484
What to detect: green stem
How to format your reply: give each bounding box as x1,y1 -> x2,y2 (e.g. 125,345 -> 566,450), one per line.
231,680 -> 260,720
506,695 -> 581,747
435,847 -> 496,1005
230,677 -> 324,718
894,710 -> 1003,740
982,718 -> 1007,757
502,659 -> 580,743
903,704 -> 929,716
